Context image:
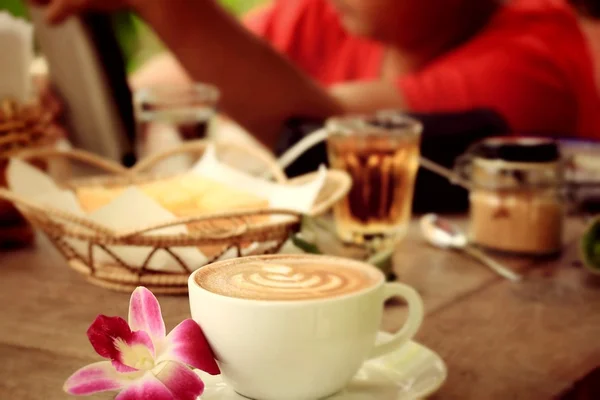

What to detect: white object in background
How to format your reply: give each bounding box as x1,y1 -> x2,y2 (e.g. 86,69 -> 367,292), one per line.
29,55 -> 49,77
139,121 -> 194,175
0,12 -> 34,103
278,128 -> 328,171
207,115 -> 260,145
28,6 -> 133,162
208,115 -> 274,176
193,145 -> 327,214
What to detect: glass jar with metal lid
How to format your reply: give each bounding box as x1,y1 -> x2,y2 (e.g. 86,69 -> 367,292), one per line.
456,137 -> 565,256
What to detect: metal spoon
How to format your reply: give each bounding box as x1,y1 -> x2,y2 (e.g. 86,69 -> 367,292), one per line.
420,214 -> 522,282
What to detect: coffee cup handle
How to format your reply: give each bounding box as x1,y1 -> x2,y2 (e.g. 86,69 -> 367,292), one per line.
369,283 -> 424,359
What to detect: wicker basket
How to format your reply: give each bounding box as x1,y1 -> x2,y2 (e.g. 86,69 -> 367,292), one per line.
0,141 -> 351,294
0,99 -> 64,247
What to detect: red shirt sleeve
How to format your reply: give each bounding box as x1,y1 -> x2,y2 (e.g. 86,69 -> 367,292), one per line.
398,3 -> 588,136
242,0 -> 344,80
242,3 -> 276,37
399,46 -> 577,135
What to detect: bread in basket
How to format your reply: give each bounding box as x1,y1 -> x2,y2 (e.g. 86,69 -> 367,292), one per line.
0,140 -> 351,294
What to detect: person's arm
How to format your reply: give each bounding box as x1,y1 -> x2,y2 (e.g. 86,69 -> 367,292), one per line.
130,4 -> 273,100
329,82 -> 406,114
129,55 -> 406,114
31,0 -> 407,148
129,52 -> 192,89
133,0 -> 344,148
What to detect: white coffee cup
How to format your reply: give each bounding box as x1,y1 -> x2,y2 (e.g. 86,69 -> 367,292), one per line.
188,254 -> 424,400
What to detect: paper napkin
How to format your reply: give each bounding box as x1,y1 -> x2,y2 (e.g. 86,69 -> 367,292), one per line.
6,145 -> 327,271
0,12 -> 34,103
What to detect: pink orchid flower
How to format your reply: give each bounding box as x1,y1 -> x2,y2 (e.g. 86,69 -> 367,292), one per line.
64,287 -> 220,400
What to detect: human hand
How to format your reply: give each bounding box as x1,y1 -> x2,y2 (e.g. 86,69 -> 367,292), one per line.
28,0 -> 138,24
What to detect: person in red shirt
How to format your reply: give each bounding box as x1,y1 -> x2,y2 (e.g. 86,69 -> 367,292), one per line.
570,0 -> 600,91
32,0 -> 600,147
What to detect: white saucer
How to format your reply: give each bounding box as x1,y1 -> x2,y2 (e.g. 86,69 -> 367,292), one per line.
197,332 -> 447,400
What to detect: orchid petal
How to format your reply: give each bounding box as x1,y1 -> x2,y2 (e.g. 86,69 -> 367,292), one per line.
159,319 -> 220,375
129,287 -> 166,342
87,315 -> 132,360
63,361 -> 125,396
153,361 -> 205,400
88,315 -> 155,373
111,360 -> 139,374
115,372 -> 174,400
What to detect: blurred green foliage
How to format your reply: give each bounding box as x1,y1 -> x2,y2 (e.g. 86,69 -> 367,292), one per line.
1,0 -> 268,72
221,0 -> 269,14
2,0 -> 27,18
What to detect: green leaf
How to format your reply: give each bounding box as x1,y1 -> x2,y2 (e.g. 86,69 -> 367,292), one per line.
290,234 -> 322,255
220,0 -> 268,14
1,0 -> 28,19
581,217 -> 600,273
367,248 -> 394,277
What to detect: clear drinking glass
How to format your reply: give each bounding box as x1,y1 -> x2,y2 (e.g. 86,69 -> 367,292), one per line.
134,83 -> 220,173
326,111 -> 423,247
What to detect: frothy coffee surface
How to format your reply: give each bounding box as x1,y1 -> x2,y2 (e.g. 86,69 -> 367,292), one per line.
195,258 -> 380,301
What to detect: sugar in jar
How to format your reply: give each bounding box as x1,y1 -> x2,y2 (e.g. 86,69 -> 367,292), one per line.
458,138 -> 564,256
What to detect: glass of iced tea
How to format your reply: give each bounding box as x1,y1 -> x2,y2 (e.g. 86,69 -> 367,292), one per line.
326,111 -> 423,246
134,83 -> 220,173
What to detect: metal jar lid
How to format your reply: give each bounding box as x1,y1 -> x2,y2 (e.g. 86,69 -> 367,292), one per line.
466,137 -> 561,163
455,137 -> 564,190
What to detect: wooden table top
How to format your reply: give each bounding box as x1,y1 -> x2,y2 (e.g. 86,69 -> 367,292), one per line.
0,216 -> 599,400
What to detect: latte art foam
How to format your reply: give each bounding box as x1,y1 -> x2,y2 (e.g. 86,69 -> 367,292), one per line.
195,261 -> 379,301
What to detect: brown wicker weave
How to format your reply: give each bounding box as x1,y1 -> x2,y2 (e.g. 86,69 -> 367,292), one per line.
0,141 -> 351,294
0,99 -> 65,247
